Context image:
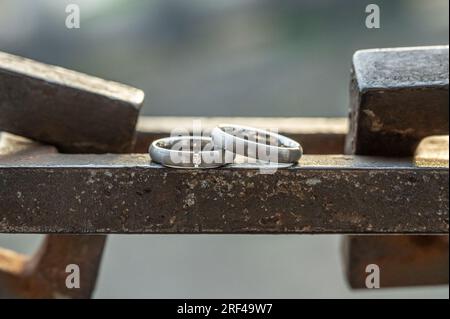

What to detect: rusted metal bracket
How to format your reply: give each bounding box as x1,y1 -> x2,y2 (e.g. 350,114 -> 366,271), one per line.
0,235 -> 106,299
0,52 -> 145,298
343,235 -> 449,288
0,134 -> 106,298
343,45 -> 449,289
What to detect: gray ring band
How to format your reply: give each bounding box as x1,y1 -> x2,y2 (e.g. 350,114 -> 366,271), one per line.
211,124 -> 302,163
149,136 -> 232,168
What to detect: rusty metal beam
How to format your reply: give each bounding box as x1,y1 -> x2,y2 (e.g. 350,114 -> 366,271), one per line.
135,117 -> 347,154
0,51 -> 144,153
346,45 -> 449,156
0,152 -> 447,234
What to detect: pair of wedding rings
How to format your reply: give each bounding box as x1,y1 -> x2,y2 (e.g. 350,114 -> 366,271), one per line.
149,124 -> 303,169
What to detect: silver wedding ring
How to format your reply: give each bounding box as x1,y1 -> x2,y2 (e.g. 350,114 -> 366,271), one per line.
149,124 -> 302,168
211,124 -> 302,164
149,136 -> 232,168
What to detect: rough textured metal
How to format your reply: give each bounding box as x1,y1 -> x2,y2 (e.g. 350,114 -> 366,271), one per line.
135,117 -> 346,154
343,235 -> 449,288
0,235 -> 106,299
346,45 -> 449,156
0,135 -> 106,298
344,45 -> 449,289
344,145 -> 450,288
0,51 -> 144,153
0,153 -> 447,234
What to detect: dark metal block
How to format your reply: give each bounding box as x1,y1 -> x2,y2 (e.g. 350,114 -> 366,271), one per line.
346,46 -> 449,156
343,45 -> 449,289
0,51 -> 144,153
0,153 -> 447,234
343,235 -> 449,289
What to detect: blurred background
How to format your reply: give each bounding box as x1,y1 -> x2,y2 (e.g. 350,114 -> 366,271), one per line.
0,0 -> 448,298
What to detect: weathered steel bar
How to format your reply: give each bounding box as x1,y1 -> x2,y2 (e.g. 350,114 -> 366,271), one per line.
0,134 -> 106,298
0,51 -> 144,153
346,45 -> 449,156
135,117 -> 347,154
0,152 -> 447,234
342,235 -> 449,288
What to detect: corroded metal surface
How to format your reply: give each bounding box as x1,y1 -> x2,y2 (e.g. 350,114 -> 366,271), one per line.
0,133 -> 106,298
343,235 -> 449,288
0,235 -> 106,299
346,46 -> 449,156
0,51 -> 144,153
0,153 -> 447,234
0,135 -> 106,298
343,45 -> 450,289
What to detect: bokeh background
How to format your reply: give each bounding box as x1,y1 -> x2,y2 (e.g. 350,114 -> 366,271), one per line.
0,0 -> 448,298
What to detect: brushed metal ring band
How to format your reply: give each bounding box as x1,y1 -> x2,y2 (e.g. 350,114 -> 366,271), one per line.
149,136 -> 231,168
211,124 -> 302,163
